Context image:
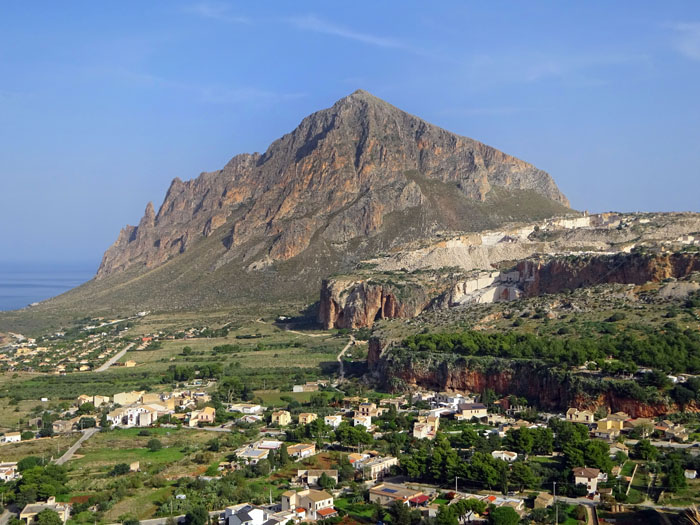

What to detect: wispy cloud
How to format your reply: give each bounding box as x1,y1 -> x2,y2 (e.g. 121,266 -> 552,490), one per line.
181,2 -> 250,24
288,14 -> 404,49
91,66 -> 303,106
668,22 -> 700,61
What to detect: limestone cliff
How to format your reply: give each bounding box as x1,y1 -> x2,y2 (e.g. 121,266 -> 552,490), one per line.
97,90 -> 569,280
320,249 -> 700,329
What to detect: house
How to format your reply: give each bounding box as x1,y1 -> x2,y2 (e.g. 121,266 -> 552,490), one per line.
228,403 -> 263,415
298,413 -> 317,425
281,489 -> 334,520
257,440 -> 284,450
353,415 -> 372,429
2,432 -> 21,443
107,405 -> 161,428
566,408 -> 594,424
298,469 -> 338,486
685,470 -> 698,480
236,448 -> 270,464
359,402 -> 380,417
0,461 -> 19,482
225,504 -> 269,525
456,403 -> 488,421
369,483 -> 424,506
492,450 -> 518,462
354,455 -> 399,480
113,390 -> 145,406
609,443 -> 629,458
52,420 -> 75,434
413,415 -> 439,440
271,410 -> 291,427
324,415 -> 343,428
597,418 -> 624,432
240,415 -> 262,424
287,443 -> 316,459
534,492 -> 554,509
573,467 -> 601,494
189,406 -> 216,427
20,497 -> 71,523
593,428 -> 620,442
435,392 -> 474,410
93,395 -> 110,407
75,394 -> 92,406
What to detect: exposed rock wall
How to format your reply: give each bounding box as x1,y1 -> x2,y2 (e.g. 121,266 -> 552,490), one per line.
369,344 -> 693,417
320,251 -> 700,329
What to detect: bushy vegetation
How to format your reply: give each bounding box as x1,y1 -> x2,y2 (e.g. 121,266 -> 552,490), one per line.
402,326 -> 700,373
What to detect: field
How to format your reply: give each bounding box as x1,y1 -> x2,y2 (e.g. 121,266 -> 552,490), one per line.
0,433 -> 79,461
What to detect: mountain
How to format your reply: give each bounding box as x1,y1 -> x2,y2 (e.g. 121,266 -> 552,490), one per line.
97,90 -> 569,280
2,90 -> 574,325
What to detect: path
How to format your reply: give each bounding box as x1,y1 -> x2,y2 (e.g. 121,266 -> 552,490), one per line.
54,427 -> 99,465
255,318 -> 325,337
336,336 -> 355,382
96,343 -> 134,372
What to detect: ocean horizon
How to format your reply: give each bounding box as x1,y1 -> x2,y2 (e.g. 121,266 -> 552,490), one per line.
0,261 -> 96,312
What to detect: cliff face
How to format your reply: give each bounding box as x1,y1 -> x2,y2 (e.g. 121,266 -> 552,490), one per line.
320,251 -> 700,329
97,90 -> 569,280
369,343 -> 693,417
519,252 -> 700,297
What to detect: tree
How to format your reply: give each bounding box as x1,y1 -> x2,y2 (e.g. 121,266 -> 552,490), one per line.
372,503 -> 385,523
109,463 -> 131,476
147,438 -> 163,452
185,505 -> 208,525
36,510 -> 63,525
318,472 -> 336,490
633,439 -> 658,461
489,506 -> 520,525
21,431 -> 35,440
436,505 -> 459,525
667,460 -> 687,492
389,500 -> 412,525
509,462 -> 539,492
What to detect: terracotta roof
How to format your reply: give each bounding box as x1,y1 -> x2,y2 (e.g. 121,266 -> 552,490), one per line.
317,508 -> 338,517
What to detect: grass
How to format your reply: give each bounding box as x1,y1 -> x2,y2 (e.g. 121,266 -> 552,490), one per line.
334,497 -> 375,519
0,433 -> 78,461
255,391 -> 317,406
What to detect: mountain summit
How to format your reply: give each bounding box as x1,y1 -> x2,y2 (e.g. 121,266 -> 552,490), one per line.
97,90 -> 570,285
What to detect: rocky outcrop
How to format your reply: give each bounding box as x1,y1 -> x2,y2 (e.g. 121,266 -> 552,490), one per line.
518,252 -> 700,297
370,345 -> 693,417
320,250 -> 700,329
97,90 -> 569,279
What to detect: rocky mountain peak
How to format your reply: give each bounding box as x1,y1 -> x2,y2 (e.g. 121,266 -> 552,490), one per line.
96,91 -> 572,289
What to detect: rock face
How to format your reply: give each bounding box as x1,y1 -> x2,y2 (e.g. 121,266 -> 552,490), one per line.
97,90 -> 569,280
319,250 -> 700,329
368,342 -> 693,417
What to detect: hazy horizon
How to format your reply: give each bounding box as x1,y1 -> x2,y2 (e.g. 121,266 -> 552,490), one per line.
2,1 -> 699,265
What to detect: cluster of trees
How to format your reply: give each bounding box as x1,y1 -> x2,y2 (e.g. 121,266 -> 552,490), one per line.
402,326 -> 700,373
162,363 -> 222,383
5,460 -> 68,507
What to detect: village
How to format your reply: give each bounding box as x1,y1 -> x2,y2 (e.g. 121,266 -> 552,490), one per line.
2,375 -> 700,525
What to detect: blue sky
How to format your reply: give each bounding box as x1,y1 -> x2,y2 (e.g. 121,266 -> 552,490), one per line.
1,1 -> 699,267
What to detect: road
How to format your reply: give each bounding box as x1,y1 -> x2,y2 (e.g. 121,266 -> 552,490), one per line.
137,510 -> 222,525
336,336 -> 355,382
0,509 -> 12,525
96,343 -> 134,372
55,427 -> 99,465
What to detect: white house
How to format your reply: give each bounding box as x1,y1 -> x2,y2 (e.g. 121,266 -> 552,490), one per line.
324,415 -> 343,428
225,504 -> 269,525
492,450 -> 518,462
353,415 -> 372,430
2,432 -> 21,443
573,467 -> 601,494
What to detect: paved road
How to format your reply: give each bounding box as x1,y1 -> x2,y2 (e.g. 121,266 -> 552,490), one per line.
137,510 -> 222,525
336,336 -> 355,382
96,343 -> 135,372
0,509 -> 12,525
55,427 -> 99,465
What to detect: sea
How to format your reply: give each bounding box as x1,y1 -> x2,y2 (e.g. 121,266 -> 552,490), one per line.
0,261 -> 96,312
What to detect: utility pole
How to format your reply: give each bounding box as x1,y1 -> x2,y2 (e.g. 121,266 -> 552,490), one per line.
553,481 -> 557,524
